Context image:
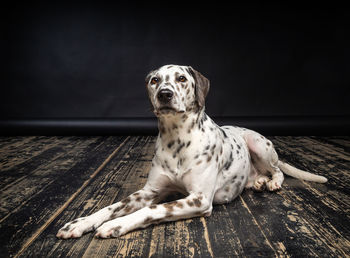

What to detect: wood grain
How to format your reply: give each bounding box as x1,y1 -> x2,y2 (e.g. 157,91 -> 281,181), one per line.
0,136 -> 348,257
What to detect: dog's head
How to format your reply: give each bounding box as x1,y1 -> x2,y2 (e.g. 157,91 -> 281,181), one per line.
145,65 -> 210,116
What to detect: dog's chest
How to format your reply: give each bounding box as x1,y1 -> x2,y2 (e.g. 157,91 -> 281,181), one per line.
156,135 -> 198,178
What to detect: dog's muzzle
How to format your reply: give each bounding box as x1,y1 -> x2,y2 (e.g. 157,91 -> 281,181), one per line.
155,88 -> 184,114
157,89 -> 174,104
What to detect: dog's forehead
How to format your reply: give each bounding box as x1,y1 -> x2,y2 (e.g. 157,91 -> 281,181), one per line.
157,65 -> 193,78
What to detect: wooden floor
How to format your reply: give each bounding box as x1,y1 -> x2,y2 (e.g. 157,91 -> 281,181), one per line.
0,136 -> 349,257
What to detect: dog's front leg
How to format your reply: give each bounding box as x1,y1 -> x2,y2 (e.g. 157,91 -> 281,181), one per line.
56,187 -> 160,239
95,192 -> 212,238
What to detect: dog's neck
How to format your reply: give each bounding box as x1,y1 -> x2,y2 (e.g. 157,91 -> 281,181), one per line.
157,109 -> 206,141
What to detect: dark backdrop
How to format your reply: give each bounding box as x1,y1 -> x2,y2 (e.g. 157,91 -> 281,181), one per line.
2,2 -> 349,134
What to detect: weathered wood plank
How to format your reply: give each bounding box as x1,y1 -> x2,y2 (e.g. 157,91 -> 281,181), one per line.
207,197 -> 277,257
18,136 -> 150,257
0,136 -> 129,257
0,136 -> 38,151
146,216 -> 214,257
266,136 -> 350,256
280,184 -> 350,257
0,136 -> 75,172
0,137 -> 100,219
299,137 -> 350,162
273,136 -> 350,205
310,136 -> 350,153
273,136 -> 350,197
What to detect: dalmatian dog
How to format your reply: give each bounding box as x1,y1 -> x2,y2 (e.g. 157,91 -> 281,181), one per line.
57,64 -> 327,239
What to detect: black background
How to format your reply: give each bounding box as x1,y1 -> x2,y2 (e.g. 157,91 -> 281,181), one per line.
1,2 -> 349,134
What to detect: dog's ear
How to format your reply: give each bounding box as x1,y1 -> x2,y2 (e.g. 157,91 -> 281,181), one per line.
188,66 -> 210,109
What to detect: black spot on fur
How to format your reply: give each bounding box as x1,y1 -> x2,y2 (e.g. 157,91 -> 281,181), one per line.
112,226 -> 121,236
121,197 -> 131,204
167,141 -> 175,149
188,119 -> 196,133
187,200 -> 194,206
178,158 -> 184,166
164,159 -> 170,170
61,225 -> 71,232
173,142 -> 185,158
220,128 -> 228,138
124,205 -> 133,213
144,216 -> 153,224
224,152 -> 234,170
113,204 -> 126,214
193,198 -> 202,207
211,144 -> 216,155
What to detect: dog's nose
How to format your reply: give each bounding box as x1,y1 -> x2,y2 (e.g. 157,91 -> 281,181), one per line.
157,89 -> 174,103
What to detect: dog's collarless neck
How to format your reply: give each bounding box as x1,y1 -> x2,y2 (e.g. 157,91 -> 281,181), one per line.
157,109 -> 206,139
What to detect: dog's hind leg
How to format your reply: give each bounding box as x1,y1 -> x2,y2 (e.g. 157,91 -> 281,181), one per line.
244,131 -> 284,191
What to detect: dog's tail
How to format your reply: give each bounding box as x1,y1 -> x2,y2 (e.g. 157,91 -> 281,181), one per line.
278,161 -> 328,183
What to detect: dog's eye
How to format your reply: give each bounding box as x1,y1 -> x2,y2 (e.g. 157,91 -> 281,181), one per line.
178,76 -> 187,82
151,77 -> 159,84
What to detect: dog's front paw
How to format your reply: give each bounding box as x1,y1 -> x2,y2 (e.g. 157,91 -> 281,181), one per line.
56,217 -> 94,239
95,220 -> 125,238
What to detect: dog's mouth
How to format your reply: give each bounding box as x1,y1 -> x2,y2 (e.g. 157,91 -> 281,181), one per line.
155,106 -> 185,115
160,106 -> 176,112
